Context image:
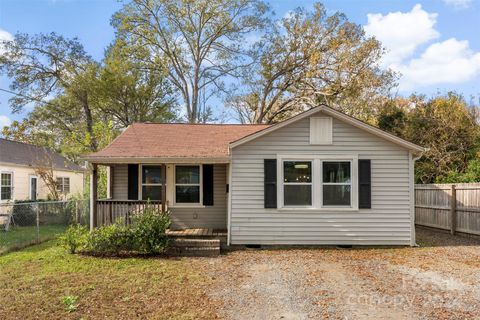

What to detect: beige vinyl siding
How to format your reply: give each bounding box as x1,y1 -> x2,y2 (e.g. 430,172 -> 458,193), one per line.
112,164 -> 128,199
0,163 -> 84,201
111,163 -> 227,229
230,111 -> 412,245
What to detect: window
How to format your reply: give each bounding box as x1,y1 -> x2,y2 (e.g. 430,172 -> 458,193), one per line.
1,172 -> 13,200
175,165 -> 201,204
283,161 -> 312,206
141,165 -> 162,201
56,177 -> 70,194
322,161 -> 351,206
277,156 -> 357,210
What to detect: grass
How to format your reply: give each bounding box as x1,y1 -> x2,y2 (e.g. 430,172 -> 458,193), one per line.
0,224 -> 67,254
0,241 -> 219,319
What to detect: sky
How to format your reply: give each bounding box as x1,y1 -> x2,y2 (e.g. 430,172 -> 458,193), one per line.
0,0 -> 479,127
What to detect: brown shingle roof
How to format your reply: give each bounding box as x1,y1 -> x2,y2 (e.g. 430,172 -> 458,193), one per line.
0,138 -> 85,171
85,123 -> 270,160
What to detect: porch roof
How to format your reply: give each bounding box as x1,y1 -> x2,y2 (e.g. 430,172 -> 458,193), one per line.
83,123 -> 270,163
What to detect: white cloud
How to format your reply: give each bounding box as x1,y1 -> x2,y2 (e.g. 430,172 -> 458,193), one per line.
364,4 -> 480,91
0,115 -> 12,128
364,4 -> 439,66
443,0 -> 473,9
0,28 -> 13,54
394,38 -> 480,90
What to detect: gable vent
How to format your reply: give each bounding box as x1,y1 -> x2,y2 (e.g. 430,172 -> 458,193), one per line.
310,117 -> 332,145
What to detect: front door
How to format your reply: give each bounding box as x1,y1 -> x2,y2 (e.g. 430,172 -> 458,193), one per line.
30,176 -> 37,201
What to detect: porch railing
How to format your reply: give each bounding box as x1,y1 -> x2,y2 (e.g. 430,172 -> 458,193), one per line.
96,200 -> 165,227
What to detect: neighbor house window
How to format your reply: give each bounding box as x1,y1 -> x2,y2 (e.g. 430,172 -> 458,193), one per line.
283,161 -> 312,206
141,165 -> 162,201
322,161 -> 351,206
175,165 -> 201,204
56,177 -> 70,194
1,172 -> 13,200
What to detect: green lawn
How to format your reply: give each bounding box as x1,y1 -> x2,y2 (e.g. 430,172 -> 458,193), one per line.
0,225 -> 67,254
0,241 -> 219,319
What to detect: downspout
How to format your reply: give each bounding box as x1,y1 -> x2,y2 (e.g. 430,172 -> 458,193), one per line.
410,151 -> 423,247
227,147 -> 233,246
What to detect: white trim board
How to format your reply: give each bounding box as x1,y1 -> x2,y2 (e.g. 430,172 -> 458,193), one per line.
230,105 -> 426,153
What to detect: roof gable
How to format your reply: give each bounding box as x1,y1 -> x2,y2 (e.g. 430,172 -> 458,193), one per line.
230,105 -> 426,153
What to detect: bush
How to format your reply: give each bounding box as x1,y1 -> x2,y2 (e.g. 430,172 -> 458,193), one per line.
59,224 -> 89,254
129,206 -> 171,254
62,205 -> 172,256
12,201 -> 38,226
87,222 -> 133,254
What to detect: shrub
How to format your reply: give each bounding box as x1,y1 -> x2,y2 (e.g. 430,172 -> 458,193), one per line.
87,222 -> 133,254
59,224 -> 89,254
12,201 -> 38,226
130,206 -> 171,254
62,205 -> 172,255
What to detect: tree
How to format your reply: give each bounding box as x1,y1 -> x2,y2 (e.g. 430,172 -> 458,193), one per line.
112,0 -> 269,123
377,93 -> 480,183
229,3 -> 396,124
1,32 -> 178,158
0,33 -> 100,151
93,39 -> 178,127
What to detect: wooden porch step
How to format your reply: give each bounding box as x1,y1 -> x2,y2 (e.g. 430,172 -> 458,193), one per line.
168,239 -> 220,257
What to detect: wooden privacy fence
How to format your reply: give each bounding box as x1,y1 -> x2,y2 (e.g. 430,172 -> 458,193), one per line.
415,183 -> 480,236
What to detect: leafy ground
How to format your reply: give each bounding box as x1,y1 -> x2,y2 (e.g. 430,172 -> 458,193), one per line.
0,241 -> 220,319
0,228 -> 479,319
0,224 -> 66,254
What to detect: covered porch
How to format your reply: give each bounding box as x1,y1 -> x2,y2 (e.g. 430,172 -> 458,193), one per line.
88,162 -> 229,231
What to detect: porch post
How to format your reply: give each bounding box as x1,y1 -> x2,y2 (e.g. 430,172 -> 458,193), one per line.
107,165 -> 114,199
161,164 -> 166,212
90,163 -> 98,230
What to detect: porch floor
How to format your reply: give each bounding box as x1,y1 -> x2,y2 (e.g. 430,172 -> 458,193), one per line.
166,228 -> 227,238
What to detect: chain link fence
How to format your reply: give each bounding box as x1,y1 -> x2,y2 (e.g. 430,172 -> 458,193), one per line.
0,199 -> 89,254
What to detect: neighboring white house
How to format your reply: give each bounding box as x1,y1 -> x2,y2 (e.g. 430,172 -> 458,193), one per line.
84,105 -> 426,246
0,138 -> 85,202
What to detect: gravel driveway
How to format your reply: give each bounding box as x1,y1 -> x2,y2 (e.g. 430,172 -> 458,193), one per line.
206,228 -> 480,320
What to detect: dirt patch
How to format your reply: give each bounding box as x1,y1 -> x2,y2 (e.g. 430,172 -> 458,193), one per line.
208,228 -> 480,320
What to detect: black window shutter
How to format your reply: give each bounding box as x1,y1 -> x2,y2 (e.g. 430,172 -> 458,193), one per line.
128,164 -> 139,200
203,164 -> 214,206
264,159 -> 277,208
358,159 -> 371,209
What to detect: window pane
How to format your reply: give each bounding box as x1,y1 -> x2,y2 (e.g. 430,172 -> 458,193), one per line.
142,185 -> 162,201
142,166 -> 162,184
284,161 -> 312,183
176,186 -> 200,203
56,178 -> 63,192
1,173 -> 11,186
64,178 -> 70,193
1,187 -> 12,200
323,162 -> 351,183
284,185 -> 312,206
323,185 -> 351,206
176,166 -> 200,184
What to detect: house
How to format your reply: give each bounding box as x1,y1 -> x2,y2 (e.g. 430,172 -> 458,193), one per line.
84,105 -> 425,246
0,138 -> 85,202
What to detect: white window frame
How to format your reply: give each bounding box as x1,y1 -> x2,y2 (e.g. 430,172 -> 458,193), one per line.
321,160 -> 353,208
139,164 -> 164,201
174,164 -> 203,206
29,175 -> 38,200
281,160 -> 313,208
277,154 -> 358,211
0,171 -> 14,202
56,176 -> 70,194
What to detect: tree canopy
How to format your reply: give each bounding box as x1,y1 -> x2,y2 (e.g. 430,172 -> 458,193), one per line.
1,1 -> 479,184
